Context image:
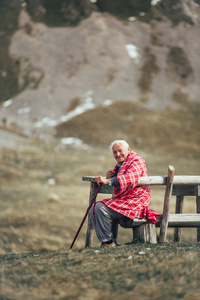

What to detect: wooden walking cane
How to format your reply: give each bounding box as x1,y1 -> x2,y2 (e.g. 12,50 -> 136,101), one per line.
70,183 -> 102,249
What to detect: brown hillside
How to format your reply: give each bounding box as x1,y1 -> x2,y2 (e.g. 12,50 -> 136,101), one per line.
56,100 -> 200,158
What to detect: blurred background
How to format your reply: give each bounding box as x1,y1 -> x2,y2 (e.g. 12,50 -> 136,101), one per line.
0,0 -> 200,254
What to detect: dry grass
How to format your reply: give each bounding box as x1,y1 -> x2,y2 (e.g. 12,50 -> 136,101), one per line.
1,243 -> 200,300
56,101 -> 200,159
0,143 -> 199,254
0,138 -> 199,299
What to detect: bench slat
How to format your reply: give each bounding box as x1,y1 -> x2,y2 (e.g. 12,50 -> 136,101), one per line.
82,176 -> 200,186
128,214 -> 200,228
167,214 -> 200,227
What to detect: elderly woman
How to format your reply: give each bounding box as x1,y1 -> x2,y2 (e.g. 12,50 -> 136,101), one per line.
89,140 -> 160,248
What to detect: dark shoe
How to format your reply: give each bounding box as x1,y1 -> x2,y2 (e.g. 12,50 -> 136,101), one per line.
101,241 -> 116,248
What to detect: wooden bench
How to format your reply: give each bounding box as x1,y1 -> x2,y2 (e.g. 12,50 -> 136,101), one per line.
82,166 -> 200,246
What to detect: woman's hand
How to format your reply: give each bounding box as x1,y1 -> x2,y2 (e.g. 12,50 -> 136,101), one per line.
94,175 -> 109,185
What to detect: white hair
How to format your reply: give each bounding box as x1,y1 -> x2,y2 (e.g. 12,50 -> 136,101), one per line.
110,140 -> 130,151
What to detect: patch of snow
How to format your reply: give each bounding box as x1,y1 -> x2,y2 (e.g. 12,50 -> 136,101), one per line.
34,121 -> 44,128
103,99 -> 112,106
34,117 -> 58,128
125,44 -> 140,64
42,118 -> 57,127
18,107 -> 32,114
128,16 -> 136,22
3,99 -> 13,107
33,92 -> 95,129
59,95 -> 95,123
151,0 -> 161,5
61,137 -> 88,149
47,178 -> 56,185
90,0 -> 97,3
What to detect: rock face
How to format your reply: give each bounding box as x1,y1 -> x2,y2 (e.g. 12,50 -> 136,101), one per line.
0,0 -> 200,137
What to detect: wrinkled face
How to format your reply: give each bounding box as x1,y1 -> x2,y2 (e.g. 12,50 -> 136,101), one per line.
112,143 -> 130,164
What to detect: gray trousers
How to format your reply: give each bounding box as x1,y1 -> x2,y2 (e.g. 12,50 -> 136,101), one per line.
89,202 -> 133,243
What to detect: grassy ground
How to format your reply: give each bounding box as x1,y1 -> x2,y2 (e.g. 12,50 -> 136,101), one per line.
1,243 -> 200,300
0,142 -> 199,299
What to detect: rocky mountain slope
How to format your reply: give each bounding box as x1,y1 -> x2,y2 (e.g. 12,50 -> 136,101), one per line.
0,0 -> 199,151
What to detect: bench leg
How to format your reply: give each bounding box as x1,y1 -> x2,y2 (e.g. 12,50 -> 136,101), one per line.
174,195 -> 184,242
85,182 -> 97,247
112,220 -> 118,243
197,186 -> 200,242
132,223 -> 157,244
159,166 -> 175,242
85,214 -> 94,247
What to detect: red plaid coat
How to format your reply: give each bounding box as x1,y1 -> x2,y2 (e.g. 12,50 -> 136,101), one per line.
101,151 -> 160,224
